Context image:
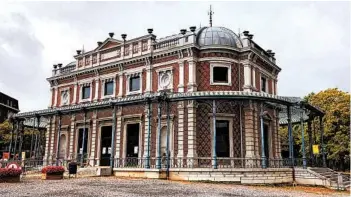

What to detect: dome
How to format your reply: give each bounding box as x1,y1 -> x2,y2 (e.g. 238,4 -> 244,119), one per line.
196,26 -> 242,48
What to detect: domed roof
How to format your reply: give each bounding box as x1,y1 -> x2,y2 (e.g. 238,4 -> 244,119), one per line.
196,26 -> 242,48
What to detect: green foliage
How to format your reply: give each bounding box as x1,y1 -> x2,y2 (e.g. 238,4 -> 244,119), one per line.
280,88 -> 350,165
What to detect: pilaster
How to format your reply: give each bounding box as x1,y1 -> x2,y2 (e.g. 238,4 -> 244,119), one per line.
143,103 -> 151,158
243,64 -> 252,92
115,106 -> 122,159
118,74 -> 123,98
244,102 -> 255,158
187,60 -> 197,92
72,82 -> 78,104
178,61 -> 185,92
94,78 -> 99,101
43,117 -> 52,164
186,100 -> 197,166
69,114 -> 75,159
90,111 -> 97,166
177,101 -> 185,158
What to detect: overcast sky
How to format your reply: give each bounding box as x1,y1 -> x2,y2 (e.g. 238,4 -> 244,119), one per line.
0,1 -> 349,112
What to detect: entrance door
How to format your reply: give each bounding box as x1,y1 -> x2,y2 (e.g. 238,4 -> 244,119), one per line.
77,128 -> 89,162
216,120 -> 230,157
126,124 -> 139,166
263,124 -> 269,165
100,126 -> 112,166
59,135 -> 66,159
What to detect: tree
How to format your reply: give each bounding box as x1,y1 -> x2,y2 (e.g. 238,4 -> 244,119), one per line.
308,88 -> 350,167
279,88 -> 350,170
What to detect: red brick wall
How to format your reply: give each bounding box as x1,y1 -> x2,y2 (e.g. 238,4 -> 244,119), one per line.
255,68 -> 260,91
196,61 -> 241,91
268,79 -> 272,94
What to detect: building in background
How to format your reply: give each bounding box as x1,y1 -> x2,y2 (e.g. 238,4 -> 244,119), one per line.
0,92 -> 19,123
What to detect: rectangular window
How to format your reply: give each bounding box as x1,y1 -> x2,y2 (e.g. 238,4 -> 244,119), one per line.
133,43 -> 138,53
82,86 -> 90,99
142,42 -> 148,51
85,56 -> 90,65
124,45 -> 129,56
129,76 -> 140,92
104,81 -> 114,96
261,77 -> 267,92
213,67 -> 229,83
92,55 -> 97,64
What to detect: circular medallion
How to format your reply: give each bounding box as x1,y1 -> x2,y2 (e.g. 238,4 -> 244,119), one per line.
160,73 -> 170,88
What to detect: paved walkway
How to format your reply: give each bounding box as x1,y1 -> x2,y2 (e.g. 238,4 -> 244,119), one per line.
0,176 -> 348,197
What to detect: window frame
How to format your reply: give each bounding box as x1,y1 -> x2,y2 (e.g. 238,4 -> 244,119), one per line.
260,75 -> 267,93
126,72 -> 142,95
79,81 -> 93,103
210,63 -> 232,86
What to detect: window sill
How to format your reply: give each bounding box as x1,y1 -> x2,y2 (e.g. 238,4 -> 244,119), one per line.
126,90 -> 141,96
210,82 -> 232,86
80,98 -> 91,103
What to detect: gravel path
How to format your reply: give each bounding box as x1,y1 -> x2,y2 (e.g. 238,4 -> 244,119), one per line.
0,176 -> 348,197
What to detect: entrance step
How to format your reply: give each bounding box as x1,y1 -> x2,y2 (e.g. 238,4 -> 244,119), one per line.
309,167 -> 350,190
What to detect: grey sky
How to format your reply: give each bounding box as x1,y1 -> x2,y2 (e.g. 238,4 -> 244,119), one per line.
0,1 -> 349,112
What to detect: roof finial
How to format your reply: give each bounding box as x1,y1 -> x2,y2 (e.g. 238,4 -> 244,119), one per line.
208,5 -> 214,27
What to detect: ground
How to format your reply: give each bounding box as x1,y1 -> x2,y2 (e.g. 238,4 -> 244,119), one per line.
0,176 -> 349,197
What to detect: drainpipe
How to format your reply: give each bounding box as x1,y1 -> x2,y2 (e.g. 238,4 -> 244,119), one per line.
260,103 -> 267,169
56,111 -> 62,166
110,103 -> 117,169
166,98 -> 171,179
212,100 -> 217,169
145,98 -> 152,169
81,108 -> 87,167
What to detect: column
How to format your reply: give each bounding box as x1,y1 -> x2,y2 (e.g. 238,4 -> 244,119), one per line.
253,103 -> 260,158
115,106 -> 122,163
186,100 -> 197,166
287,105 -> 294,166
49,116 -> 56,164
259,103 -> 267,168
90,111 -> 97,166
300,109 -> 307,169
244,101 -> 255,167
156,101 -> 162,169
308,121 -> 313,166
177,101 -> 185,158
178,61 -> 185,92
118,73 -> 123,97
94,78 -> 99,101
243,64 -> 252,91
69,115 -> 75,159
252,67 -> 256,89
110,105 -> 117,168
143,100 -> 152,168
187,60 -> 197,92
319,116 -> 326,167
52,87 -> 57,107
44,117 -> 52,165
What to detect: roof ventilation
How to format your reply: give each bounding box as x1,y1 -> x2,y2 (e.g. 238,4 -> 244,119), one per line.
147,28 -> 153,34
189,26 -> 196,33
121,34 -> 127,41
58,63 -> 62,68
53,64 -> 57,69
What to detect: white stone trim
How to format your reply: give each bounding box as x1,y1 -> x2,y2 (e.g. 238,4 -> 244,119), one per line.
210,63 -> 232,86
118,74 -> 123,97
52,87 -> 57,107
243,64 -> 252,91
157,66 -> 173,92
72,83 -> 78,104
60,87 -> 70,107
178,61 -> 184,93
187,60 -> 197,92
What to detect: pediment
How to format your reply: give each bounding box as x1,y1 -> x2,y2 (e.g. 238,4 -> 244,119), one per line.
95,38 -> 123,51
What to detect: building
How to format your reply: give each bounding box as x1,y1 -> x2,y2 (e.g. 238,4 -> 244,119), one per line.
13,20 -> 328,184
0,92 -> 19,123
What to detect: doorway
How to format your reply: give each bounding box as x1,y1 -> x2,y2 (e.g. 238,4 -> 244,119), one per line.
100,126 -> 112,166
59,134 -> 66,159
263,124 -> 269,165
125,123 -> 139,166
77,128 -> 89,162
216,120 -> 230,157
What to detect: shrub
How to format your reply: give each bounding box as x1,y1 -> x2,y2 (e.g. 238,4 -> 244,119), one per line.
0,168 -> 22,177
41,166 -> 65,175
